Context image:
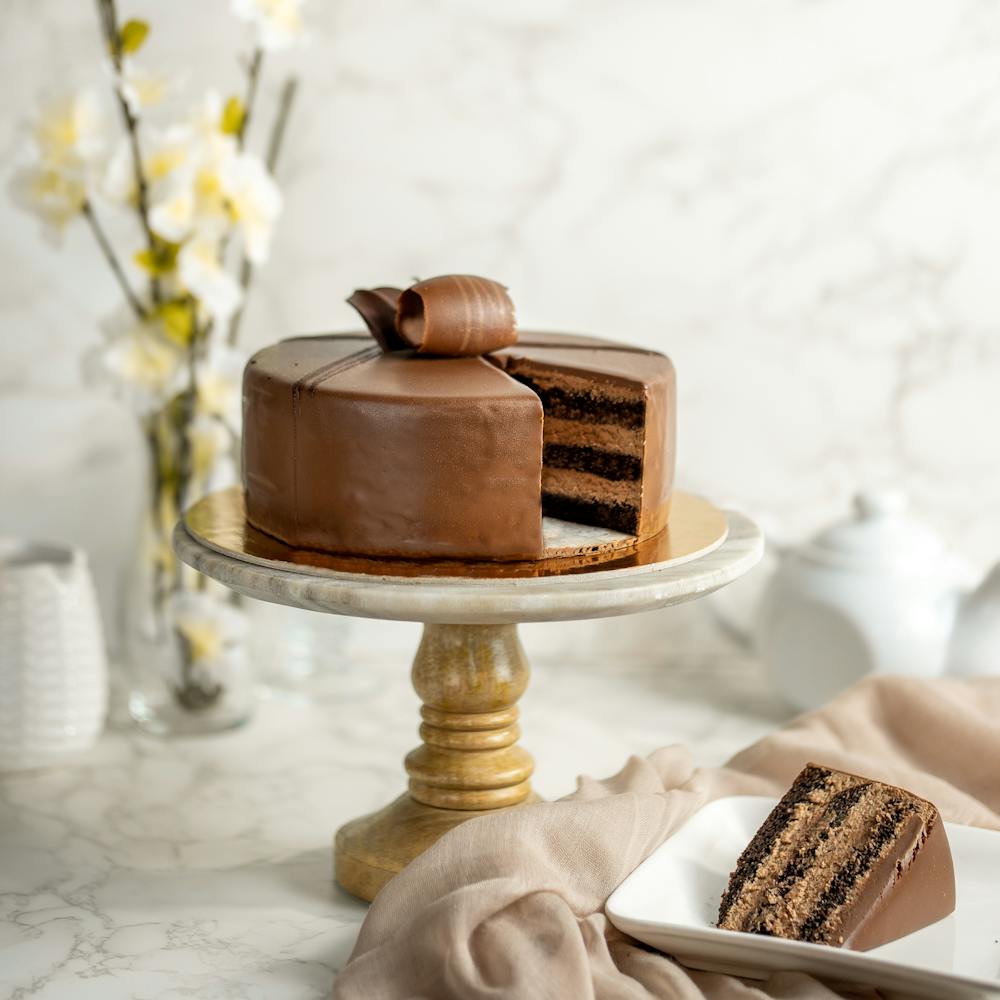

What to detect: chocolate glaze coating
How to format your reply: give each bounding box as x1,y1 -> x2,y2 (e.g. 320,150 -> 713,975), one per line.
242,331 -> 676,561
841,792 -> 956,950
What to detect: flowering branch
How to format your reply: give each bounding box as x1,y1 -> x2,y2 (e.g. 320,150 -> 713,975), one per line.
227,75 -> 298,345
82,200 -> 148,320
95,0 -> 162,305
10,0 -> 307,722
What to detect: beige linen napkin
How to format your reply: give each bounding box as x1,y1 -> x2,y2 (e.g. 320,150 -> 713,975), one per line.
335,676 -> 1000,999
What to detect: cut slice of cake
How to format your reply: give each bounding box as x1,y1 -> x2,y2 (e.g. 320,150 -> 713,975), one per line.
717,763 -> 955,951
493,334 -> 675,538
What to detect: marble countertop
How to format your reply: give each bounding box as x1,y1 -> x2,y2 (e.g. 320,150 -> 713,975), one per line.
0,619 -> 791,999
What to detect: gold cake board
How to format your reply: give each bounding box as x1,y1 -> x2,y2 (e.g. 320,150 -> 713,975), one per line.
175,489 -> 762,902
183,486 -> 730,580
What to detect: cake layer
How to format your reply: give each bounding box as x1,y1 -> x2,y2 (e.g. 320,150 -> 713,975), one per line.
542,467 -> 641,505
542,443 -> 641,483
718,763 -> 956,952
542,467 -> 642,534
507,371 -> 645,429
543,417 -> 644,459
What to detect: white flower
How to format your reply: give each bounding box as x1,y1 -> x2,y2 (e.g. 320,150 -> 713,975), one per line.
32,89 -> 105,169
11,89 -> 106,238
9,164 -> 87,242
117,60 -> 170,117
168,590 -> 246,668
189,90 -> 227,140
146,127 -> 195,182
145,97 -> 239,244
231,0 -> 307,50
142,94 -> 281,263
191,133 -> 240,229
218,152 -> 282,263
102,130 -> 189,207
195,343 -> 246,430
149,166 -> 197,242
101,140 -> 135,205
86,311 -> 184,416
188,413 -> 235,488
178,235 -> 242,324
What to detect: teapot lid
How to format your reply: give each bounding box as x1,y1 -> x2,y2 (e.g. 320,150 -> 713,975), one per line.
802,490 -> 950,571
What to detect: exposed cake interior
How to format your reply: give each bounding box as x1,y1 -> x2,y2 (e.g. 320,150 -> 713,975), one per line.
503,362 -> 647,534
718,763 -> 955,950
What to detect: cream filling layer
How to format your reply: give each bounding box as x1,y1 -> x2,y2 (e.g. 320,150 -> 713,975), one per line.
543,417 -> 644,458
542,467 -> 641,505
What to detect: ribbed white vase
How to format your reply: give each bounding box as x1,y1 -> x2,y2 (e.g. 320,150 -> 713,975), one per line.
0,539 -> 108,770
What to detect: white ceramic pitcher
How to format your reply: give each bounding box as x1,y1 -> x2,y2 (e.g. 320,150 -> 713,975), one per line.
0,538 -> 108,770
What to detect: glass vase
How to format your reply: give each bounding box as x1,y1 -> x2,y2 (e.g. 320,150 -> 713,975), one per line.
122,510 -> 254,736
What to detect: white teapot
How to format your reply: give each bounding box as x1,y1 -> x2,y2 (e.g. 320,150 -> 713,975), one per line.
752,490 -> 998,710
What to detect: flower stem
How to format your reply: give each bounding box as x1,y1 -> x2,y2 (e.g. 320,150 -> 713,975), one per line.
174,323 -> 200,524
143,420 -> 169,631
82,200 -> 147,320
95,0 -> 162,306
265,77 -> 299,175
237,48 -> 264,150
227,76 -> 299,346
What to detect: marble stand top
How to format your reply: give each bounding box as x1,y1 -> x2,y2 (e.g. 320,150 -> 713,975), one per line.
174,490 -> 764,624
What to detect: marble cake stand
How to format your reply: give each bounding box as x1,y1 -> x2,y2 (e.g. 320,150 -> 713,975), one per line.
173,488 -> 763,902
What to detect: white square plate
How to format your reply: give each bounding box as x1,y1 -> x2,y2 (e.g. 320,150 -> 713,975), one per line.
606,796 -> 1000,999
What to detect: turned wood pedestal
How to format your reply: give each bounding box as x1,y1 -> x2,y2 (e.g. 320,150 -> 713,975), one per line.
335,623 -> 539,901
174,487 -> 762,902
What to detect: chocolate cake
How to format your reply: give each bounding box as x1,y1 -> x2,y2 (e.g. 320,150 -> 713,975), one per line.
718,763 -> 955,951
242,275 -> 676,561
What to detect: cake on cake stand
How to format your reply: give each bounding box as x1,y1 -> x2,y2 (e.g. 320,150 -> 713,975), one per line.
173,487 -> 763,901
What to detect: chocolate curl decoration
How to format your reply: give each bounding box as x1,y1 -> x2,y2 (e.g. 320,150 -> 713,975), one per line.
347,275 -> 517,357
346,286 -> 408,352
397,275 -> 517,356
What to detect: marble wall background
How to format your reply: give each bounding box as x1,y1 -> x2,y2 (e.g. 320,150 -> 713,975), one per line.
3,0 -> 1000,644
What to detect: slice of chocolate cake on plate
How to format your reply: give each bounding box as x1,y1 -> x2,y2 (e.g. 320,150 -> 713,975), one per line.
718,763 -> 955,951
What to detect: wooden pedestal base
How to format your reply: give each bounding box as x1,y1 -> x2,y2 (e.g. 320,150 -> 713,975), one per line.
334,791 -> 541,902
334,622 -> 539,902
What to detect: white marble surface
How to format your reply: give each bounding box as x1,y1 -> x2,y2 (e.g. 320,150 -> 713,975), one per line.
0,618 -> 791,999
4,0 -> 1000,641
